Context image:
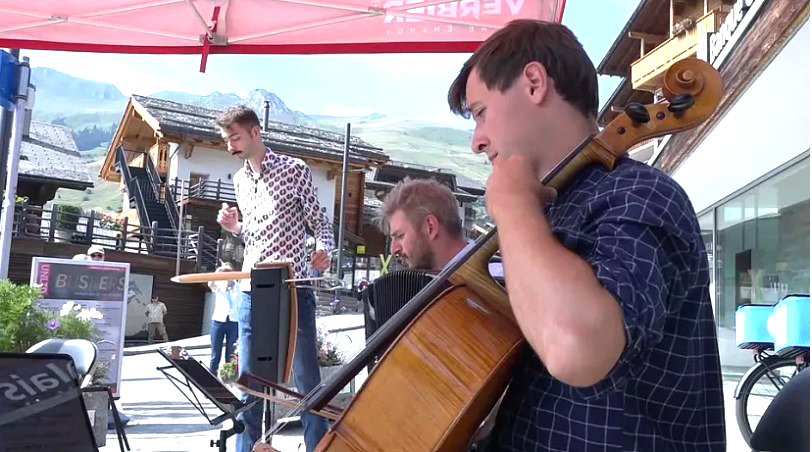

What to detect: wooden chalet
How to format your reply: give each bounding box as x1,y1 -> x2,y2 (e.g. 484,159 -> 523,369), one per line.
98,95 -> 389,269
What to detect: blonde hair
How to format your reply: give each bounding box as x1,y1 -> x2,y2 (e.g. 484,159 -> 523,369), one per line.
379,178 -> 463,238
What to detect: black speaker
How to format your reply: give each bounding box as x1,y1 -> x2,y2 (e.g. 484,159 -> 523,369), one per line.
248,266 -> 295,384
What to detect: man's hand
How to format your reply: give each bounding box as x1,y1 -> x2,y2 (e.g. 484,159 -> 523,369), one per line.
310,250 -> 331,273
486,154 -> 556,222
217,202 -> 241,235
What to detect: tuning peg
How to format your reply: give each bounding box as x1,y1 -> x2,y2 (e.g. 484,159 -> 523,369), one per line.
624,103 -> 650,124
668,94 -> 695,114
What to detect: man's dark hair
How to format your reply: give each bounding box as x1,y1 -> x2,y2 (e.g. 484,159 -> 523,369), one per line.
215,105 -> 261,130
448,20 -> 598,119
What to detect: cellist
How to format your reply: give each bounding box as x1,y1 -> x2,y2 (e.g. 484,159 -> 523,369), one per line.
446,20 -> 726,451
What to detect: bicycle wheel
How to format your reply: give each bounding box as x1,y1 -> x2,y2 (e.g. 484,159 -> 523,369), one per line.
735,356 -> 801,444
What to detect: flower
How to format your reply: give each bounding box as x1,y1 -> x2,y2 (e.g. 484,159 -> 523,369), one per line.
77,307 -> 103,321
60,301 -> 76,316
100,213 -> 123,231
45,319 -> 61,331
315,327 -> 344,367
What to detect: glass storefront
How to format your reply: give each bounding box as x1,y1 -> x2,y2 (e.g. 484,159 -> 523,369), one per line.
699,155 -> 810,371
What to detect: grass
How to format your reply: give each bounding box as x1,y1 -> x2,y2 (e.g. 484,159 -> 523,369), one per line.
51,147 -> 122,214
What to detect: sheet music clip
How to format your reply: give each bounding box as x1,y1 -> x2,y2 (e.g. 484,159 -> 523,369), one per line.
156,346 -> 258,451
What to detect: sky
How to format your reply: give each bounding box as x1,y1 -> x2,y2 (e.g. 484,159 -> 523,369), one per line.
20,0 -> 639,130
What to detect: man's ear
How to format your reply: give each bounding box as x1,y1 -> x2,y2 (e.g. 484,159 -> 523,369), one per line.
424,214 -> 440,240
523,61 -> 549,105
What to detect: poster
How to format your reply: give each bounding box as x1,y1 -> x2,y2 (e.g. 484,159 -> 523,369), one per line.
30,258 -> 129,397
125,274 -> 154,338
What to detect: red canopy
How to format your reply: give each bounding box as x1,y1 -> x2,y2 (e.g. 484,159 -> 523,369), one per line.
0,0 -> 565,70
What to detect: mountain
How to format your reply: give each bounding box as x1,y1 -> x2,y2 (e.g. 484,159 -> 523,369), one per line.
148,90 -> 205,105
149,87 -> 324,129
30,67 -> 128,115
29,67 -> 128,150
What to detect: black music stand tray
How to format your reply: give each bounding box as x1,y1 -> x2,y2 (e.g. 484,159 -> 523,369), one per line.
0,352 -> 100,452
156,348 -> 258,452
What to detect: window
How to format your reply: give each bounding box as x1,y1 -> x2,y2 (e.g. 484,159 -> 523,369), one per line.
715,157 -> 809,331
698,210 -> 715,307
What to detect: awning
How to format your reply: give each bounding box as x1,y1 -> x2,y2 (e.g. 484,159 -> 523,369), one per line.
0,0 -> 566,71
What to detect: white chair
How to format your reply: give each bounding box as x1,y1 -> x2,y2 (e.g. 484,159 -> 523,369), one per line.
26,338 -> 98,387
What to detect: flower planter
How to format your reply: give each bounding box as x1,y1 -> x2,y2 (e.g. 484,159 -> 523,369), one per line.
54,229 -> 73,243
82,390 -> 109,447
319,365 -> 355,411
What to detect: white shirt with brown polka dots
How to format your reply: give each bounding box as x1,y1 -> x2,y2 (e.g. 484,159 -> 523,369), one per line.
233,148 -> 334,281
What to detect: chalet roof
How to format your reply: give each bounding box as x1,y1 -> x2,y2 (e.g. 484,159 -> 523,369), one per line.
454,174 -> 485,195
19,121 -> 93,189
596,0 -> 671,77
131,95 -> 389,165
364,159 -> 485,200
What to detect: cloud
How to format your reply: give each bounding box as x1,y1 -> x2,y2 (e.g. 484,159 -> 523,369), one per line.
319,104 -> 375,117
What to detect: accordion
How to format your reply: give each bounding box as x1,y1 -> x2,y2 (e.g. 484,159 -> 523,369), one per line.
362,269 -> 446,367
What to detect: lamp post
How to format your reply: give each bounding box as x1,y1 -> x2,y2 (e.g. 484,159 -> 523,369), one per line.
0,51 -> 30,280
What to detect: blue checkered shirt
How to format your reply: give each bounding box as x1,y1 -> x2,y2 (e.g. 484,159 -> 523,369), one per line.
492,158 -> 726,451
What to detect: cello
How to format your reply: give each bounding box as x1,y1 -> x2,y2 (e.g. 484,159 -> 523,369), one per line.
282,58 -> 722,451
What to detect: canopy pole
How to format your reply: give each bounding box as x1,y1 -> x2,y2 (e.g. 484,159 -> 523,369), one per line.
334,123 -> 351,291
0,54 -> 30,280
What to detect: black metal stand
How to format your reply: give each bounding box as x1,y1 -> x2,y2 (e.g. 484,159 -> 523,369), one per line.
210,419 -> 245,452
155,349 -> 257,451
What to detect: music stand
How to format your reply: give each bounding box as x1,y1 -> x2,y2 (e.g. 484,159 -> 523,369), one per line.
0,352 -> 99,452
156,348 -> 258,452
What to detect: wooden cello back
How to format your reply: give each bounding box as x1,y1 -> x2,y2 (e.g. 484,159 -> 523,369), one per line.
312,58 -> 723,452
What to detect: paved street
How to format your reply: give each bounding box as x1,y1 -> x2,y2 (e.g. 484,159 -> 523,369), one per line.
98,313 -> 751,452
99,314 -> 366,452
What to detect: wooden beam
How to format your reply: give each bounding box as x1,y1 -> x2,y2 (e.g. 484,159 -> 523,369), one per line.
121,135 -> 157,149
628,31 -> 667,43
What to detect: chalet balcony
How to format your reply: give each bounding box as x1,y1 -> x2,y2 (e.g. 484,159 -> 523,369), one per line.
630,9 -> 722,91
170,178 -> 237,205
6,202 -> 223,272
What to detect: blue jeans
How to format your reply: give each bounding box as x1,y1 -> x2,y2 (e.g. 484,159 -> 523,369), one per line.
236,287 -> 329,452
209,318 -> 238,373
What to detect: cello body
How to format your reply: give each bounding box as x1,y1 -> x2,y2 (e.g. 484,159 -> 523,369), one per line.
314,58 -> 723,451
319,286 -> 524,451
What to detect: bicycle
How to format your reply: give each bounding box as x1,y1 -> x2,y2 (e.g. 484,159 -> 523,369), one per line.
734,346 -> 808,443
733,294 -> 810,445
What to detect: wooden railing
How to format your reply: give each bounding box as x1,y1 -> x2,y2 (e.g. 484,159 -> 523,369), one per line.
171,178 -> 237,204
630,10 -> 722,91
149,143 -> 168,175
8,203 -> 223,272
146,154 -> 179,229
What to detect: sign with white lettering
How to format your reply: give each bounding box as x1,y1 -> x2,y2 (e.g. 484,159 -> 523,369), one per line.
707,0 -> 767,65
31,258 -> 129,397
0,354 -> 98,450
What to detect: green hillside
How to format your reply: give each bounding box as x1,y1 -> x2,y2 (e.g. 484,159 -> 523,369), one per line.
349,120 -> 488,182
51,147 -> 121,213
